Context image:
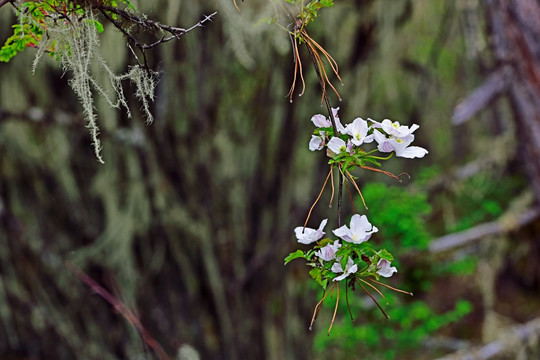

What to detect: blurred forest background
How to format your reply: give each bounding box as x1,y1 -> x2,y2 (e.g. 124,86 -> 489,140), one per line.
1,0 -> 540,359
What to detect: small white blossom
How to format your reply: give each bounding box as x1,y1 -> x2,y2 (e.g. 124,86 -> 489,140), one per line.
315,240 -> 341,262
311,109 -> 346,134
376,259 -> 397,278
379,119 -> 419,138
346,139 -> 354,155
333,214 -> 378,244
331,107 -> 347,134
327,137 -> 347,155
294,219 -> 328,244
373,131 -> 428,159
311,114 -> 331,128
332,256 -> 358,281
309,132 -> 325,151
345,117 -> 374,146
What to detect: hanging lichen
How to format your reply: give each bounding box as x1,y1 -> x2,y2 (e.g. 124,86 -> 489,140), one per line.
27,7 -> 157,163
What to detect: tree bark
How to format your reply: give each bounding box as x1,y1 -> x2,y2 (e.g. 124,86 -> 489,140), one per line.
485,0 -> 540,203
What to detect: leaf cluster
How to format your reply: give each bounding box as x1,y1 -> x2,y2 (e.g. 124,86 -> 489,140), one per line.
284,0 -> 334,26
285,238 -> 394,290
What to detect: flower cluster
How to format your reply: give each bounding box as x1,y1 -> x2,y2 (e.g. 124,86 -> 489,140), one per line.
285,214 -> 397,289
285,108 -> 422,332
309,108 -> 428,165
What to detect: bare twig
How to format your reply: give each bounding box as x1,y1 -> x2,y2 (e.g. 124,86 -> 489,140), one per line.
99,5 -> 216,42
65,262 -> 170,360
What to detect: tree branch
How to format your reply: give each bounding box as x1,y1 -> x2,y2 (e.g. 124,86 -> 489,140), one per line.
435,317 -> 540,360
429,206 -> 540,253
0,0 -> 12,9
98,5 -> 217,47
452,65 -> 512,125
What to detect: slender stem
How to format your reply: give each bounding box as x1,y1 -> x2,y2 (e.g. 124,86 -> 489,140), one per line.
367,278 -> 414,296
310,284 -> 334,331
65,262 -> 169,360
345,279 -> 354,322
356,279 -> 389,319
328,282 -> 340,335
303,167 -> 332,229
306,43 -> 343,226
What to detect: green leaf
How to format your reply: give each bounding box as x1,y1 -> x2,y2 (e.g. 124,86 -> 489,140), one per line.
87,19 -> 104,34
284,250 -> 305,265
309,267 -> 328,289
362,157 -> 382,167
376,249 -> 394,261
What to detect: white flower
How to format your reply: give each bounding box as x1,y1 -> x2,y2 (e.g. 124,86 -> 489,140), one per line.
311,114 -> 331,128
346,139 -> 354,155
331,108 -> 347,134
373,131 -> 428,159
309,132 -> 325,151
333,214 -> 378,244
332,256 -> 358,281
345,117 -> 374,146
380,119 -> 419,138
327,137 -> 347,155
294,219 -> 328,244
376,259 -> 397,278
311,108 -> 345,134
315,240 -> 341,262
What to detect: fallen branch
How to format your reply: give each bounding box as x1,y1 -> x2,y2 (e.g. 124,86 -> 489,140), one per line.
429,207 -> 540,253
435,317 -> 540,360
452,66 -> 512,125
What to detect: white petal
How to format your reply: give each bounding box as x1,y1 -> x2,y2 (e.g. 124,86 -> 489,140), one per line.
409,124 -> 420,134
332,225 -> 352,242
368,118 -> 382,128
309,135 -> 323,151
376,259 -> 398,278
318,218 -> 328,232
373,130 -> 388,145
327,137 -> 346,154
311,114 -> 331,128
395,146 -> 428,159
363,134 -> 375,143
377,140 -> 395,153
331,261 -> 344,274
294,226 -> 318,244
347,264 -> 358,275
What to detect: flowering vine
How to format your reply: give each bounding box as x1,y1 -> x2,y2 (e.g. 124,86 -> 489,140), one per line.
285,108 -> 426,333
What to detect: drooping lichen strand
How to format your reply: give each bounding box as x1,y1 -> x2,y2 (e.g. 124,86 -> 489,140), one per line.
29,7 -> 158,162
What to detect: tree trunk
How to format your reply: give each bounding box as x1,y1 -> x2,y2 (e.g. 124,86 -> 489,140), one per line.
485,0 -> 540,203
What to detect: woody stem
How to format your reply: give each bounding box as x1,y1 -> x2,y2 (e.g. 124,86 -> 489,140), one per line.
306,43 -> 343,226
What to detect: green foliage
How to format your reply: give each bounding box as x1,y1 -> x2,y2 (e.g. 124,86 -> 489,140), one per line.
448,173 -> 525,233
314,295 -> 472,359
284,0 -> 335,26
0,24 -> 42,62
284,249 -> 305,265
359,183 -> 432,250
434,257 -> 478,277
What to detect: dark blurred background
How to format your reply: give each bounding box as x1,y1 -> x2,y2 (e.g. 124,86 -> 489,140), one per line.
1,0 -> 540,359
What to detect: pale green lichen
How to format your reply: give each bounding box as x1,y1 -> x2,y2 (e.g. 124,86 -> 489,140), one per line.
31,9 -> 157,163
